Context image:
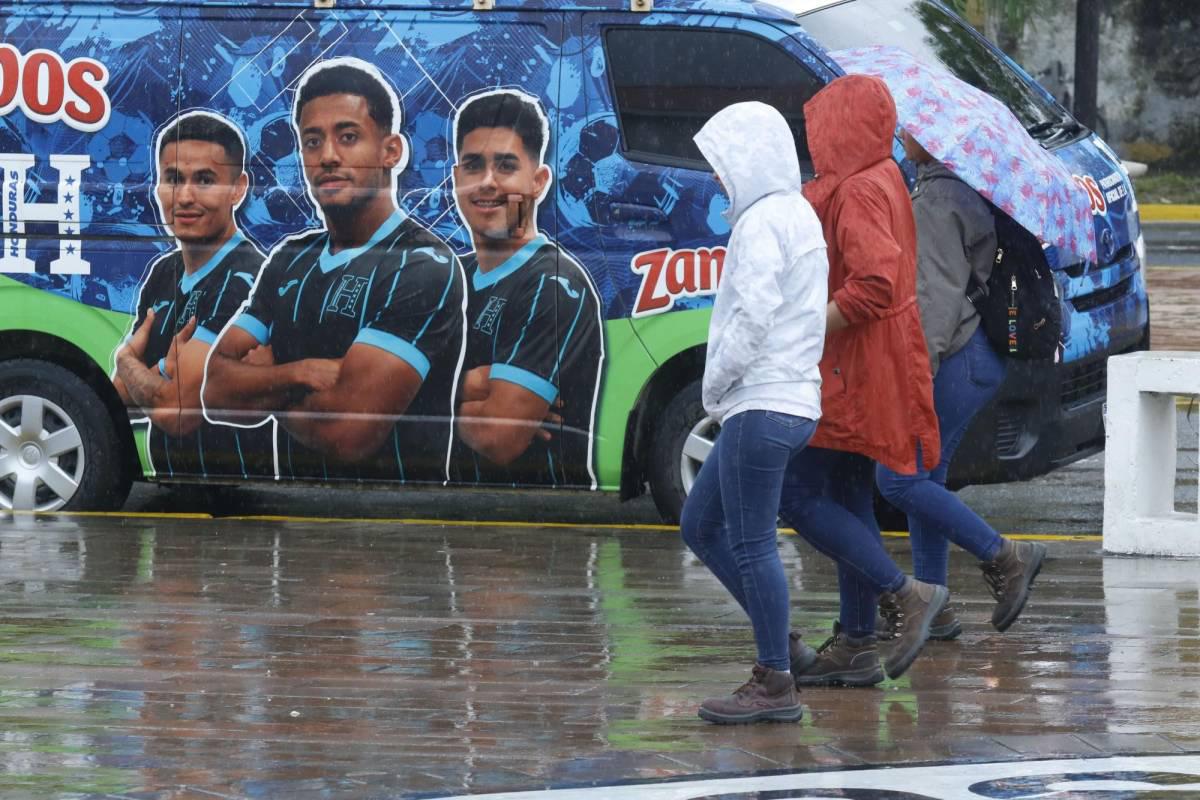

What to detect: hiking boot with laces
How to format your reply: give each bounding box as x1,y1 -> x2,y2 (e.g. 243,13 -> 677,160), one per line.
876,603 -> 962,642
981,539 -> 1047,632
878,578 -> 949,679
793,623 -> 884,687
698,664 -> 803,725
789,631 -> 818,675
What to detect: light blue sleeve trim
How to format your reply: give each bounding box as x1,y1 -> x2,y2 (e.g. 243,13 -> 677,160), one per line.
354,328 -> 431,380
158,358 -> 170,380
193,326 -> 219,345
490,363 -> 558,404
233,314 -> 270,345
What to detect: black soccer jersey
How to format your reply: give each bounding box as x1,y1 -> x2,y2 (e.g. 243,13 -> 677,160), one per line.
233,211 -> 465,483
131,233 -> 274,479
451,236 -> 604,488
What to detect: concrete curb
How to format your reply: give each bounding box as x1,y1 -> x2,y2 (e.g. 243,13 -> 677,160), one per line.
1140,204 -> 1200,222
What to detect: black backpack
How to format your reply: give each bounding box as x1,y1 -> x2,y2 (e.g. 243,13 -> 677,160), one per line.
966,209 -> 1064,362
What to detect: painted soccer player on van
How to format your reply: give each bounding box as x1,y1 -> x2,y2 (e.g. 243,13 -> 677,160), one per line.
201,58 -> 466,485
0,1 -> 1149,516
115,109 -> 275,481
449,89 -> 604,489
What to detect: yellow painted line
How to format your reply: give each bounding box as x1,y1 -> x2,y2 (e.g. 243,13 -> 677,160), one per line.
11,509 -> 1103,541
6,509 -> 214,520
1141,204 -> 1200,222
225,514 -> 680,532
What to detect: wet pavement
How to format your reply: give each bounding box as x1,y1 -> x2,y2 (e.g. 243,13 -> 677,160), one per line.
0,231 -> 1196,799
2,507 -> 1200,799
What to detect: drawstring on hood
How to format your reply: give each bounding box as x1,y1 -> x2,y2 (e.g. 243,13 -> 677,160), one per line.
694,101 -> 803,226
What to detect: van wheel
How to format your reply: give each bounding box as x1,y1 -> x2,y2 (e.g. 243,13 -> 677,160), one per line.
648,379 -> 718,524
0,359 -> 131,512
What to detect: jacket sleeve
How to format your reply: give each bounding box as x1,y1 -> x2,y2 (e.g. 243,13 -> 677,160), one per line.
704,214 -> 787,408
830,184 -> 902,324
914,192 -> 973,374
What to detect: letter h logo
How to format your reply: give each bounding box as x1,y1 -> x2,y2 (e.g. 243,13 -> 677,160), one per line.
0,153 -> 90,275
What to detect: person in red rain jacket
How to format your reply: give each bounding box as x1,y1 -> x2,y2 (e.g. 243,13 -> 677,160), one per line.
778,74 -> 946,686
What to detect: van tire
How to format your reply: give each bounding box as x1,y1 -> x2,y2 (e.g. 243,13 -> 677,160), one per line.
648,379 -> 716,524
0,359 -> 131,512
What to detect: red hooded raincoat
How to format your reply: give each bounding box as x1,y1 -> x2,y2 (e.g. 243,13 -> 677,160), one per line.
802,74 -> 940,474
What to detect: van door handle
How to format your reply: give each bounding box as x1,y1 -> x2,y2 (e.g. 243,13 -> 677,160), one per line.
610,203 -> 669,225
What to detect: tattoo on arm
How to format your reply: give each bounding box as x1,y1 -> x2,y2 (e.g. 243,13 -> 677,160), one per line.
117,349 -> 168,411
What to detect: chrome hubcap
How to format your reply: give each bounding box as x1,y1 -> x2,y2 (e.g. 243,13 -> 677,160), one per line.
0,395 -> 85,512
680,415 -> 718,495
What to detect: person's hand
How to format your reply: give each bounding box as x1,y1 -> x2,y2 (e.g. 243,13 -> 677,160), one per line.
242,344 -> 276,367
537,398 -> 563,442
296,358 -> 341,392
462,365 -> 491,402
121,308 -> 156,360
163,317 -> 197,381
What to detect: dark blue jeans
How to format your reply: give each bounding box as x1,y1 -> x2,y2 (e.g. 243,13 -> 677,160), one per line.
680,410 -> 816,671
877,327 -> 1007,585
777,447 -> 908,639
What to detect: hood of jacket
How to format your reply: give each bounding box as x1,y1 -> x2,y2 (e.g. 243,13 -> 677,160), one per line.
803,74 -> 898,212
694,101 -> 802,226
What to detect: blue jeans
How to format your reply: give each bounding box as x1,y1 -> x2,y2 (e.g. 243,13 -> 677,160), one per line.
876,327 -> 1007,584
777,447 -> 907,639
680,410 -> 816,671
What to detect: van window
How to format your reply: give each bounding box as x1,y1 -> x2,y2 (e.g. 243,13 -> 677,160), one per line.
604,28 -> 823,170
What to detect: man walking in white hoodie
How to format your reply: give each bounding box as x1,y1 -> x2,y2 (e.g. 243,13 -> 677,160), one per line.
680,102 -> 828,724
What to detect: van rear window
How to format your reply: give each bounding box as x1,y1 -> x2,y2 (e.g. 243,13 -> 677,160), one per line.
604,27 -> 823,170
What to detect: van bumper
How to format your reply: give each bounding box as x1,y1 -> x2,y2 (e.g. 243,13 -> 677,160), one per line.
947,323 -> 1150,488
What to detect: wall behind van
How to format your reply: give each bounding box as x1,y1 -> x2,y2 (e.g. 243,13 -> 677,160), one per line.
959,0 -> 1198,172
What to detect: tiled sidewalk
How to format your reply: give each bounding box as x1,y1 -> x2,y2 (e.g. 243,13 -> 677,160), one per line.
0,516 -> 1197,798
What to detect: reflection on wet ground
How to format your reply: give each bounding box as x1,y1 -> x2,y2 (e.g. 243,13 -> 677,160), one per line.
0,515 -> 1197,799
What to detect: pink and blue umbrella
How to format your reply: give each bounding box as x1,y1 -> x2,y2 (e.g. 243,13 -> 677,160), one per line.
831,45 -> 1098,266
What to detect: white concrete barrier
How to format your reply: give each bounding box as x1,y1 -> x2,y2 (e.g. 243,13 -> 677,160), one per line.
1103,351 -> 1200,556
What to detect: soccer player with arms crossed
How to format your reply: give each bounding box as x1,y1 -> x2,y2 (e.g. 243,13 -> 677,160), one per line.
450,90 -> 604,488
114,110 -> 272,479
203,59 -> 465,483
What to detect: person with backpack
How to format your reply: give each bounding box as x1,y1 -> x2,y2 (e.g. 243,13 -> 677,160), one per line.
871,129 -> 1047,643
776,75 -> 951,688
679,101 -> 829,724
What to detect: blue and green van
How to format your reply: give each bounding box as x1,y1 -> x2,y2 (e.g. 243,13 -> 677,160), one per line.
0,0 -> 1149,518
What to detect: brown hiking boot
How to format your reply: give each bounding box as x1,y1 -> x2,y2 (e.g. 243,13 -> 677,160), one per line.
698,664 -> 803,725
878,578 -> 949,679
876,604 -> 961,642
793,623 -> 884,687
789,631 -> 818,675
981,539 -> 1047,632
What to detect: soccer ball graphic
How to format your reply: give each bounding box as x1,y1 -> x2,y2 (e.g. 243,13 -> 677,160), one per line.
558,115 -> 635,230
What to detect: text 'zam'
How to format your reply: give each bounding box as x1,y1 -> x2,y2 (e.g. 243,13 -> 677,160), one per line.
630,247 -> 725,318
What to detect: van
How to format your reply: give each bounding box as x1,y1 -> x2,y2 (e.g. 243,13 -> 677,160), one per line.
0,0 -> 1149,519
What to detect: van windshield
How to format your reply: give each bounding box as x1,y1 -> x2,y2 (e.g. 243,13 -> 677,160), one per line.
798,0 -> 1079,142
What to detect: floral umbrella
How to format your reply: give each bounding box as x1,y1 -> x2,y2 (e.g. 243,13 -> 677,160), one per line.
832,45 -> 1098,265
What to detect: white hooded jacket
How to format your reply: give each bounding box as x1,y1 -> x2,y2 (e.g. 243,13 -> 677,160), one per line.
693,102 -> 829,424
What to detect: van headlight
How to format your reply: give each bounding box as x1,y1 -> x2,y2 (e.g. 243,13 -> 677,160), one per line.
1135,233 -> 1146,266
